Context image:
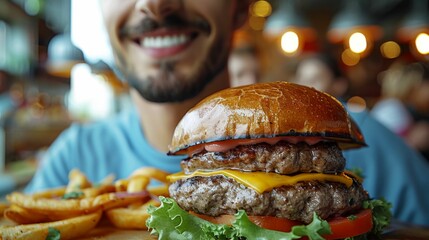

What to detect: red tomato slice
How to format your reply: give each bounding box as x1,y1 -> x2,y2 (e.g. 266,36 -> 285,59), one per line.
192,209 -> 373,239
324,209 -> 373,239
192,212 -> 300,232
247,215 -> 302,232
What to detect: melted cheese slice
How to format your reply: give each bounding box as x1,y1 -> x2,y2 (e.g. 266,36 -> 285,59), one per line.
168,170 -> 353,194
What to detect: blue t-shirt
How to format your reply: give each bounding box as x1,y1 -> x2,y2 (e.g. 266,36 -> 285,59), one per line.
25,108 -> 183,192
345,110 -> 429,226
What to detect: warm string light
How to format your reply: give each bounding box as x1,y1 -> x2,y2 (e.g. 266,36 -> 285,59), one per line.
248,0 -> 272,31
415,33 -> 429,55
338,29 -> 379,66
261,1 -> 427,59
281,31 -> 300,54
348,32 -> 367,54
263,0 -> 317,56
341,49 -> 360,66
380,41 -> 401,59
347,96 -> 367,113
252,0 -> 272,18
395,0 -> 429,58
339,31 -> 370,66
248,16 -> 266,31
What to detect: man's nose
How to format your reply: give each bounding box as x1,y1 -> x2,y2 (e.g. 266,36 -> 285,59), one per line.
135,0 -> 182,20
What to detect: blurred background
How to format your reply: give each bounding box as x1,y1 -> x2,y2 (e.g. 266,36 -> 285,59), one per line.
0,0 -> 428,195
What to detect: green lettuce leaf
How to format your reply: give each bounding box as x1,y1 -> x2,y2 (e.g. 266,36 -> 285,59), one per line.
61,191 -> 83,199
290,212 -> 332,240
146,197 -> 233,240
146,197 -> 332,240
363,198 -> 392,237
45,227 -> 61,240
232,210 -> 331,240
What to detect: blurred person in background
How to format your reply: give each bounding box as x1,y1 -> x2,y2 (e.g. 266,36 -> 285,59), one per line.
228,30 -> 262,87
404,62 -> 429,161
371,61 -> 417,137
293,52 -> 429,226
25,0 -> 252,192
228,44 -> 261,87
372,61 -> 429,161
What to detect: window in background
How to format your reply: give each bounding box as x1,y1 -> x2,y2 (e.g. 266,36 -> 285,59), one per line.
71,0 -> 114,66
0,21 -> 6,68
69,0 -> 130,121
68,63 -> 116,121
0,19 -> 33,75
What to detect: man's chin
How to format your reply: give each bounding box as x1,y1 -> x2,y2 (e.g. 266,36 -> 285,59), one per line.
128,74 -> 207,103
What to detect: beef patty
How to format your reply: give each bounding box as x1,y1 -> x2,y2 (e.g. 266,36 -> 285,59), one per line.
181,142 -> 346,175
169,175 -> 368,224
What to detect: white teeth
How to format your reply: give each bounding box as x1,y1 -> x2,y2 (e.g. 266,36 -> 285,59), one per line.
141,34 -> 188,48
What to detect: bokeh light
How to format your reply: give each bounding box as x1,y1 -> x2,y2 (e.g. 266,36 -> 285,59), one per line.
349,32 -> 367,53
252,0 -> 272,18
248,15 -> 266,31
341,49 -> 360,66
415,33 -> 429,55
281,31 -> 299,54
380,41 -> 401,59
346,96 -> 367,113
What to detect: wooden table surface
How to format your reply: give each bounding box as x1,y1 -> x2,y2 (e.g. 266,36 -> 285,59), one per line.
381,220 -> 429,240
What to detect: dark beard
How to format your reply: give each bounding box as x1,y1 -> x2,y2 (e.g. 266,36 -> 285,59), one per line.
113,14 -> 230,103
125,39 -> 228,103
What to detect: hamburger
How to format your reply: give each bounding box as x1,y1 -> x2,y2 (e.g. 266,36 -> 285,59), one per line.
147,82 -> 391,239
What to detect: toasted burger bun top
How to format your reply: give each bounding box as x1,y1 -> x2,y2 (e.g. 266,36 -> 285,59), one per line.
169,81 -> 365,155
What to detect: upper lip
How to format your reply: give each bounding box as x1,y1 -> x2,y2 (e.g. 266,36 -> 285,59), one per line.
136,27 -> 190,38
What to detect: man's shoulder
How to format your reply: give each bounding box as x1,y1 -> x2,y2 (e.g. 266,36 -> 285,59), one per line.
346,108 -> 427,164
348,109 -> 392,134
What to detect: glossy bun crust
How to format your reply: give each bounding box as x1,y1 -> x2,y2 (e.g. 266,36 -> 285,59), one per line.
169,82 -> 365,154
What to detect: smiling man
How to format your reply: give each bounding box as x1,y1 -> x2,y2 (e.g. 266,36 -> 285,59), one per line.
25,0 -> 251,192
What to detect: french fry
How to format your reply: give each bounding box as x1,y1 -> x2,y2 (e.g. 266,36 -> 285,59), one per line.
93,191 -> 151,211
29,171 -> 115,200
66,169 -> 92,194
0,210 -> 102,240
147,184 -> 170,197
115,179 -> 129,192
106,199 -> 160,229
131,167 -> 171,184
0,202 -> 9,216
99,173 -> 115,185
6,191 -> 149,218
1,167 -> 172,234
127,176 -> 150,193
4,205 -> 50,224
7,192 -> 96,215
30,187 -> 66,199
82,184 -> 116,198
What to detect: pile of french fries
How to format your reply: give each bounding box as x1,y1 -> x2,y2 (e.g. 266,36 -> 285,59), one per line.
0,167 -> 170,240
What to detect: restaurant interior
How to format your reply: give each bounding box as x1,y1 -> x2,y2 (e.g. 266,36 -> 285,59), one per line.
0,0 -> 428,198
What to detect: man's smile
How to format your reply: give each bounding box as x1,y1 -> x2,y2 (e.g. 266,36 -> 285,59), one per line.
131,29 -> 198,58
